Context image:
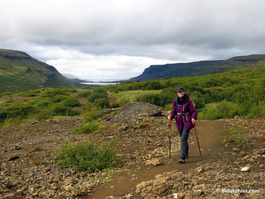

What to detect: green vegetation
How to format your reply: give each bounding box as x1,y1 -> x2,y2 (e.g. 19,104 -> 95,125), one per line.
220,125 -> 250,149
0,61 -> 264,128
56,141 -> 120,172
105,65 -> 265,119
1,58 -> 264,174
70,122 -> 100,134
0,85 -> 118,127
114,90 -> 161,106
0,49 -> 79,92
130,54 -> 265,81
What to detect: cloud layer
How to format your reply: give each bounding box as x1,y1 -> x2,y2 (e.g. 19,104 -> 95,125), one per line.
1,0 -> 265,79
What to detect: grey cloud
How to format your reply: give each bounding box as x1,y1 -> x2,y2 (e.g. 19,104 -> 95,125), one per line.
1,0 -> 265,79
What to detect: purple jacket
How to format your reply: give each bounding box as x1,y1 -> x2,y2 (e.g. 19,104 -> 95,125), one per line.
169,94 -> 197,132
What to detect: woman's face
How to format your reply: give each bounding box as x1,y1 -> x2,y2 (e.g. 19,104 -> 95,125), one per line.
177,91 -> 185,98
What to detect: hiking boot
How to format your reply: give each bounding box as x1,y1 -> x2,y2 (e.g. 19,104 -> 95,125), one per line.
178,158 -> 185,164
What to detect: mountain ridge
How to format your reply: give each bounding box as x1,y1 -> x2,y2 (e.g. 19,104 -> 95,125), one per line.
0,49 -> 79,92
129,54 -> 265,81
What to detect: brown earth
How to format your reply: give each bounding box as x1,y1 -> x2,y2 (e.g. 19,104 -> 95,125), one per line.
0,102 -> 264,199
89,120 -> 229,199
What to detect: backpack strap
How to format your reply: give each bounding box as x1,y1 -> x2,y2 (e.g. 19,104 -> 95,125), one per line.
175,99 -> 178,113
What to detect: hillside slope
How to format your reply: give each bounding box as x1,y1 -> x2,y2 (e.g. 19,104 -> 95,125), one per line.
130,54 -> 265,81
0,49 -> 79,92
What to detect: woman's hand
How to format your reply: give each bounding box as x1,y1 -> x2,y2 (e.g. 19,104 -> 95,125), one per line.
192,118 -> 196,125
167,122 -> 171,129
168,115 -> 172,120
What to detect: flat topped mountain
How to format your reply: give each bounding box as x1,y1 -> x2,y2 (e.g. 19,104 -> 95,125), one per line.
130,54 -> 265,81
0,49 -> 79,92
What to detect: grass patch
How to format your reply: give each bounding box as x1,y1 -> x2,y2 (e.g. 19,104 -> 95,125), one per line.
70,122 -> 100,134
56,141 -> 120,172
220,125 -> 250,149
114,90 -> 161,106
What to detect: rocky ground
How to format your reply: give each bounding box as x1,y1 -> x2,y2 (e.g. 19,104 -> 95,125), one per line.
0,102 -> 264,199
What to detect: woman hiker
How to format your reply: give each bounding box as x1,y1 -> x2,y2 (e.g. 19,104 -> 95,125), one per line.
168,87 -> 197,164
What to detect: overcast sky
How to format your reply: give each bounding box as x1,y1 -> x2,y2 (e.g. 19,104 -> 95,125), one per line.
1,0 -> 265,80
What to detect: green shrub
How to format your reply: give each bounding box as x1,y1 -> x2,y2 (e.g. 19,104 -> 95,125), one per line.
94,98 -> 110,108
0,103 -> 35,122
42,88 -> 69,98
50,95 -> 69,103
62,96 -> 81,107
82,108 -> 101,122
33,99 -> 51,107
220,126 -> 250,149
35,108 -> 53,120
57,141 -> 119,172
215,100 -> 238,118
77,90 -> 92,98
190,91 -> 205,109
88,93 -> 106,103
136,93 -> 161,106
17,90 -> 41,97
199,100 -> 239,120
71,122 -> 100,134
87,88 -> 108,103
1,118 -> 24,127
198,104 -> 219,120
52,105 -> 80,116
249,101 -> 265,118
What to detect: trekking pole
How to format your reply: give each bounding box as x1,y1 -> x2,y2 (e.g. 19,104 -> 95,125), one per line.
167,120 -> 172,159
194,124 -> 202,156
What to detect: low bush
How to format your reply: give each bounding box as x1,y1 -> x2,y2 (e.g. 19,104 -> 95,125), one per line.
136,93 -> 161,106
52,105 -> 80,116
0,103 -> 35,122
248,101 -> 265,118
62,96 -> 81,107
33,99 -> 51,107
77,90 -> 92,98
41,88 -> 69,99
35,108 -> 53,121
94,98 -> 110,108
17,90 -> 41,97
71,122 -> 100,134
220,125 -> 250,149
199,100 -> 239,120
57,141 -> 120,172
82,108 -> 101,122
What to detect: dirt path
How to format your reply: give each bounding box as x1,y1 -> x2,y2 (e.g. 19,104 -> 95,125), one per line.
88,120 -> 229,199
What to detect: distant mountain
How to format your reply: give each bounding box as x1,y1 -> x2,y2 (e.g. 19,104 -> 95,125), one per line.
62,73 -> 79,79
129,54 -> 265,81
0,49 -> 80,92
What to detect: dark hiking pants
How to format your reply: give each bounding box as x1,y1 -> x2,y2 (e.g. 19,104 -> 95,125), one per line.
180,126 -> 190,160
